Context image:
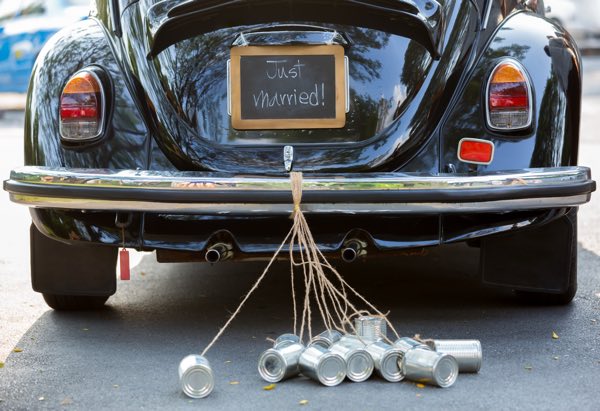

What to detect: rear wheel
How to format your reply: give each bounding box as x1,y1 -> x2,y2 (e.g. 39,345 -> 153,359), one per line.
481,209 -> 578,305
42,294 -> 110,311
30,224 -> 118,311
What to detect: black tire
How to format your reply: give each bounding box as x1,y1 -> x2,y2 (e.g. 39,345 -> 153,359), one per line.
514,211 -> 578,305
481,209 -> 578,305
30,224 -> 117,310
515,211 -> 577,305
42,294 -> 110,311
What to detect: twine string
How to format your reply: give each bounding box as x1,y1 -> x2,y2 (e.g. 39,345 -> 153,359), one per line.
201,171 -> 398,356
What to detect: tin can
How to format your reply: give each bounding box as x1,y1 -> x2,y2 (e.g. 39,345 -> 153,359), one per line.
365,341 -> 405,382
309,330 -> 343,349
426,339 -> 482,373
178,354 -> 214,399
258,342 -> 305,383
403,348 -> 459,388
299,345 -> 346,387
393,337 -> 431,353
354,316 -> 387,342
274,333 -> 301,349
330,338 -> 374,382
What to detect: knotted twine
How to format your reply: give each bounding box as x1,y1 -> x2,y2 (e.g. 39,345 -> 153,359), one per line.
201,172 -> 399,357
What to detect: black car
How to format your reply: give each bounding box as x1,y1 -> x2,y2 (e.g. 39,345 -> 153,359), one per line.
3,0 -> 595,310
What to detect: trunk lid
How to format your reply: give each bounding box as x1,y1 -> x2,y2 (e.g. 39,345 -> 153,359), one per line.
119,0 -> 479,173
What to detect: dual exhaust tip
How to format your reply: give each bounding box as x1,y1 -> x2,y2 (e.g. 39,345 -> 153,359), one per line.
205,243 -> 233,264
341,240 -> 367,263
204,240 -> 366,264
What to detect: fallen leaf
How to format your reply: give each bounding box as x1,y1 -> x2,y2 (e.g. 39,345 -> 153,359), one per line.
299,400 -> 309,406
0,362 -> 4,368
416,383 -> 426,389
140,272 -> 146,277
552,331 -> 559,340
113,385 -> 119,388
592,319 -> 597,323
263,384 -> 276,391
229,381 -> 239,385
416,394 -> 422,398
225,360 -> 232,364
82,328 -> 89,332
524,365 -> 533,371
38,397 -> 45,401
13,348 -> 23,353
553,356 -> 560,360
61,397 -> 73,406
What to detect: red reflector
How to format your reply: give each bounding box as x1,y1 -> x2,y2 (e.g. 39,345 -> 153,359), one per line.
458,139 -> 494,165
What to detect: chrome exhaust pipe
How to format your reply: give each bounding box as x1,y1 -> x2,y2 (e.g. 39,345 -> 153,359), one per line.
205,243 -> 233,264
341,240 -> 366,263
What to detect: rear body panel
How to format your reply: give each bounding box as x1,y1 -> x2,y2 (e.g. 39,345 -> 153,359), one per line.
12,0 -> 591,266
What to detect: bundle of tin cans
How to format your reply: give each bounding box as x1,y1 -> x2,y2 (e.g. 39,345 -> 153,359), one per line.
256,316 -> 481,389
178,316 -> 483,398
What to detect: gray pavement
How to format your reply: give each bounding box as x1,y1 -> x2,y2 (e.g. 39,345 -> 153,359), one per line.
0,58 -> 599,410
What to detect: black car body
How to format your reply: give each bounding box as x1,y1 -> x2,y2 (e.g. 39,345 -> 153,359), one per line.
3,0 -> 596,309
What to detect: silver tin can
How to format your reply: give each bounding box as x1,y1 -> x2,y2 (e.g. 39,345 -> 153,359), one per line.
330,339 -> 374,382
258,342 -> 305,383
274,333 -> 301,349
309,330 -> 343,349
393,337 -> 431,353
178,354 -> 214,399
365,341 -> 405,382
299,345 -> 346,387
426,339 -> 482,373
403,348 -> 459,388
354,316 -> 387,342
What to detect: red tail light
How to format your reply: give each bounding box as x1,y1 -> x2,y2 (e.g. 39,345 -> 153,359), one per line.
486,61 -> 532,131
59,70 -> 105,142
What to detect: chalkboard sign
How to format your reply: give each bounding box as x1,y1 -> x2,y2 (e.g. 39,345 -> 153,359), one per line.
229,45 -> 346,130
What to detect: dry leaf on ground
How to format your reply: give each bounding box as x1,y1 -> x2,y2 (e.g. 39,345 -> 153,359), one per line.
229,381 -> 240,385
299,400 -> 309,405
263,384 -> 276,391
524,365 -> 533,371
416,383 -> 426,389
13,348 -> 23,353
61,397 -> 73,406
0,362 -> 4,368
552,331 -> 559,339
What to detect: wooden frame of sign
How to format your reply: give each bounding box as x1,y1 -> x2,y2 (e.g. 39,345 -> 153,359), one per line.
229,45 -> 346,130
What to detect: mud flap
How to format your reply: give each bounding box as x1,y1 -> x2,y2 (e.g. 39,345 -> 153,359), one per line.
480,209 -> 577,293
30,224 -> 118,296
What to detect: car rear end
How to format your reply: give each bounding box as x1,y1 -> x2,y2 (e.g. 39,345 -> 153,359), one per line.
3,0 -> 595,308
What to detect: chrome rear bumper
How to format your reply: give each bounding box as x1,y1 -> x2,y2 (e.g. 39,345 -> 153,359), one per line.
4,166 -> 595,214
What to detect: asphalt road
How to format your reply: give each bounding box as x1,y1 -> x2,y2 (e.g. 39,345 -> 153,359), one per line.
0,58 -> 599,410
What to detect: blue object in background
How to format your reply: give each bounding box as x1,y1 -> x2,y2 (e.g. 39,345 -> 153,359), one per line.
0,0 -> 89,93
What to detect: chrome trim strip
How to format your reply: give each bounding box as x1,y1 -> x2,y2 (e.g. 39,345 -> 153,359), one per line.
6,166 -> 591,192
7,194 -> 592,214
482,0 -> 494,31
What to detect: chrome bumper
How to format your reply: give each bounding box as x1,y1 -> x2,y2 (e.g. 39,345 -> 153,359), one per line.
3,166 -> 595,214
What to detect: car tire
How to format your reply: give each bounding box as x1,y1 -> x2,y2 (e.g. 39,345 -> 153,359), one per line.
514,211 -> 578,305
30,224 -> 117,310
481,209 -> 578,305
42,294 -> 110,311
